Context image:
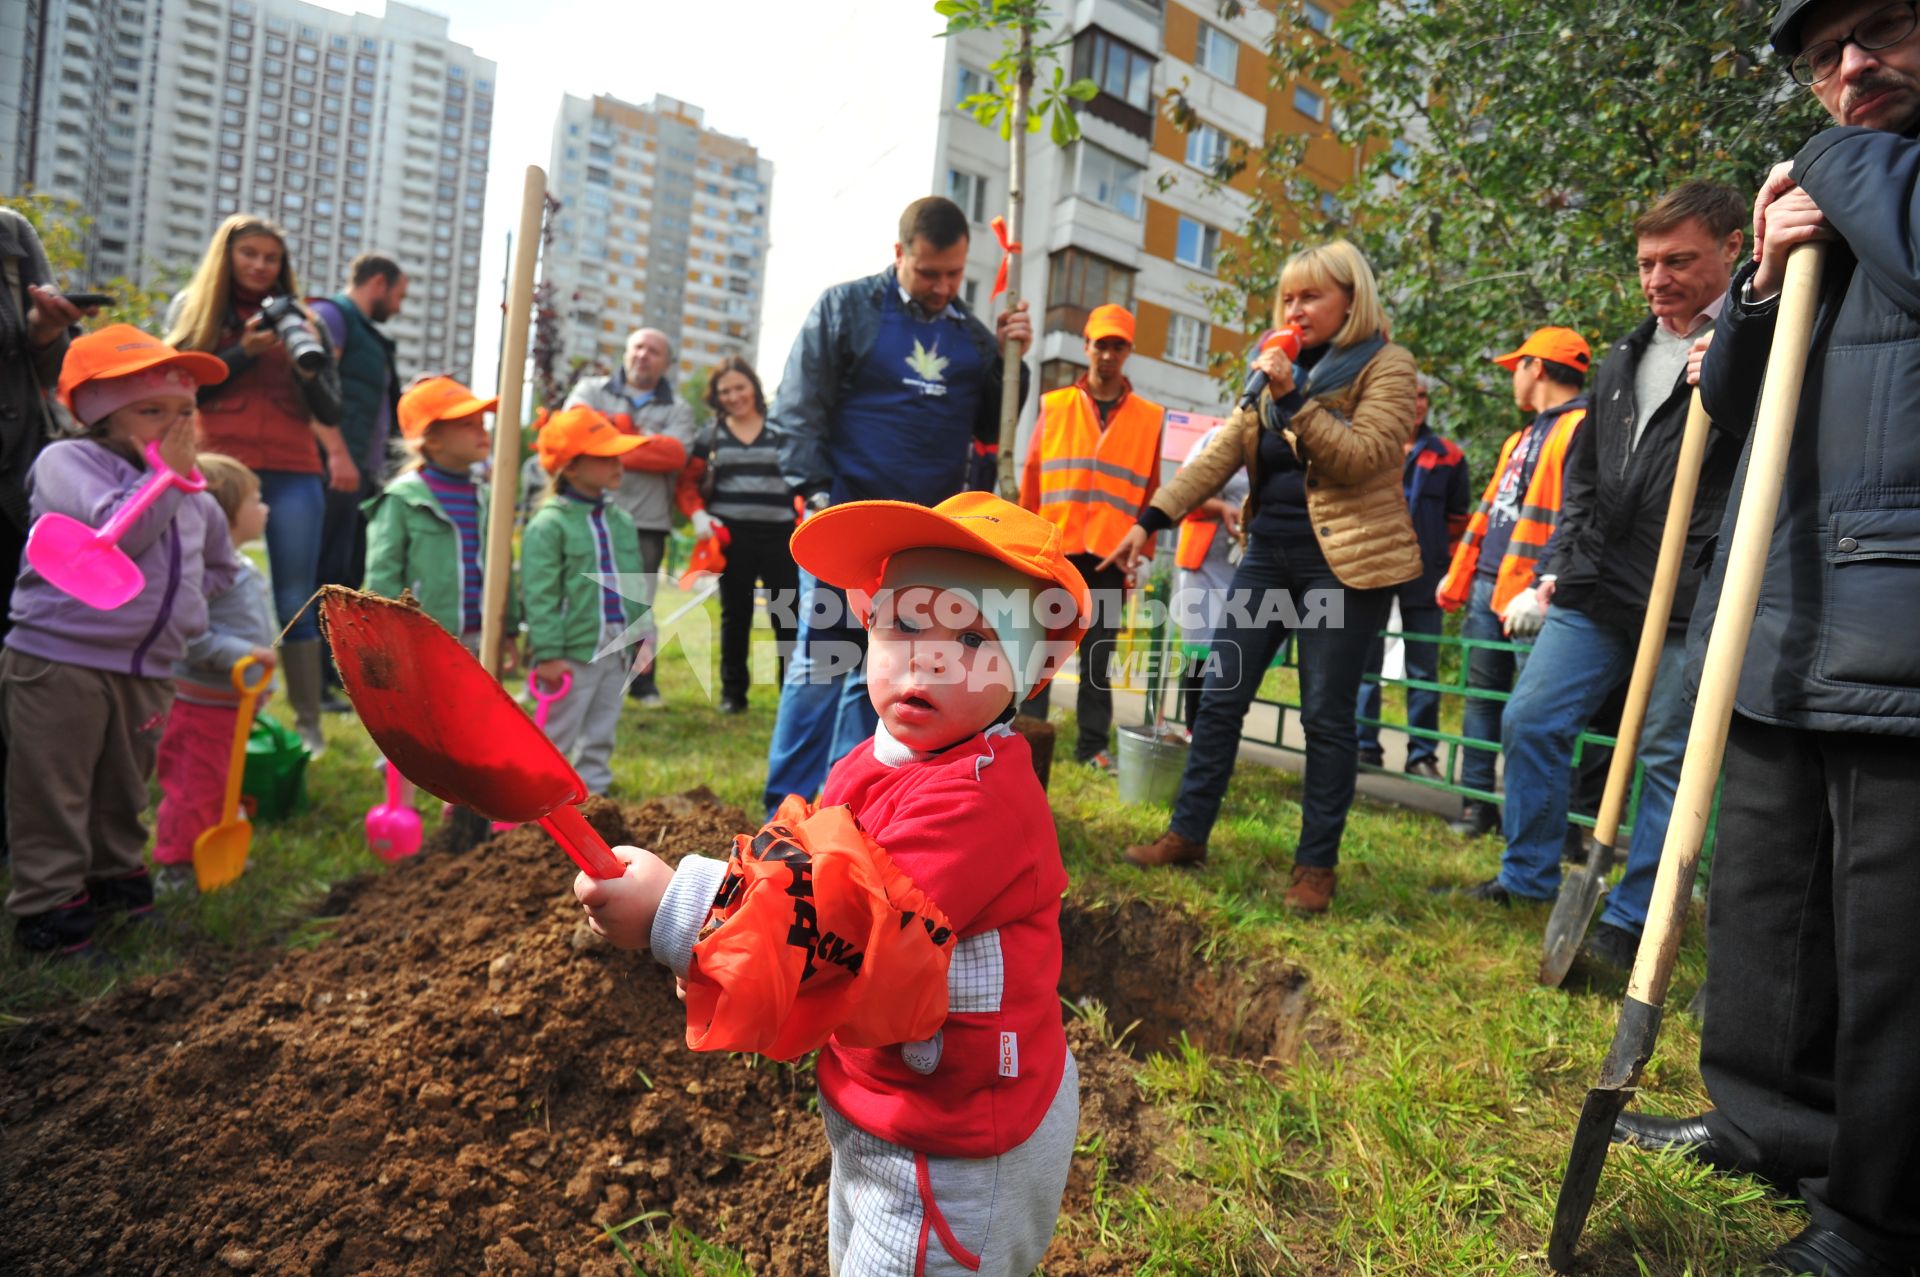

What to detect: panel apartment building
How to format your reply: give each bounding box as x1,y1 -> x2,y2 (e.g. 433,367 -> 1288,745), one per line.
2,0 -> 493,383
934,0 -> 1360,446
543,93 -> 774,383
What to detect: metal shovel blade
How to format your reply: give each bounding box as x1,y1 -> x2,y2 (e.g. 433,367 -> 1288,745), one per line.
318,586 -> 584,823
1548,995 -> 1662,1271
1539,839 -> 1615,987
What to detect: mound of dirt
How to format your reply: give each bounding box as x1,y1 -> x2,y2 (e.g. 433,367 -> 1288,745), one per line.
0,792 -> 1189,1276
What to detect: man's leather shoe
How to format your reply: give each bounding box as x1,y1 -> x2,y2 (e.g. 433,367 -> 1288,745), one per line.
1429,876 -> 1518,904
1405,757 -> 1443,781
1124,829 -> 1206,869
1447,800 -> 1499,837
1610,1111 -> 1725,1165
1283,864 -> 1336,914
1767,1224 -> 1914,1277
1578,921 -> 1640,974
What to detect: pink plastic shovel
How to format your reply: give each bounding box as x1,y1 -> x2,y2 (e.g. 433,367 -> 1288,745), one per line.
365,760 -> 423,863
493,670 -> 572,832
27,440 -> 207,610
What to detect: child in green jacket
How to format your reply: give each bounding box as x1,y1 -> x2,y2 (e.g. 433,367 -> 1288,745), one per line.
522,406 -> 649,794
362,375 -> 519,650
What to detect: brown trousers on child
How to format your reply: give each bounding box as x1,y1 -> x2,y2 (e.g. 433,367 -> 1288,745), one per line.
0,649 -> 172,917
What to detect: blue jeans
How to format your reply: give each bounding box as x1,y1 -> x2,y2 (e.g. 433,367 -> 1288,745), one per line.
255,470 -> 325,642
1497,606 -> 1690,933
1171,539 -> 1392,868
762,568 -> 877,817
1357,599 -> 1444,765
1458,576 -> 1529,797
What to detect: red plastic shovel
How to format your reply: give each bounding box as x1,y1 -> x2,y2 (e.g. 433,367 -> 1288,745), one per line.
493,669 -> 572,832
316,586 -> 624,879
28,440 -> 207,610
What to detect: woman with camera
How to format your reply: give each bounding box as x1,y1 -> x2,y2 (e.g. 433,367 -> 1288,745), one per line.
166,214 -> 344,754
1102,240 -> 1421,915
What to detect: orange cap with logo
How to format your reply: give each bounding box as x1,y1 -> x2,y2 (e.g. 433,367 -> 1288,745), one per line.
535,404 -> 645,474
1084,304 -> 1135,344
1492,326 -> 1592,373
56,324 -> 227,420
397,375 -> 498,440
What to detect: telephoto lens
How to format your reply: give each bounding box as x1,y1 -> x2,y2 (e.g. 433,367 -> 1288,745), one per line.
258,295 -> 328,371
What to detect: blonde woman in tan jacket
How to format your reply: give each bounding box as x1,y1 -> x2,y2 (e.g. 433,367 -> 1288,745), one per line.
1104,240 -> 1421,914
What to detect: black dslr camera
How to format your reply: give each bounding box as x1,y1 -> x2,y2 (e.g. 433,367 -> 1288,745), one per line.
257,295 -> 327,372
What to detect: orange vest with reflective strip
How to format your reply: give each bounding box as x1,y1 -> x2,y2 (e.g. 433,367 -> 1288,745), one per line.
1030,386 -> 1165,558
1438,406 -> 1584,614
1176,515 -> 1218,569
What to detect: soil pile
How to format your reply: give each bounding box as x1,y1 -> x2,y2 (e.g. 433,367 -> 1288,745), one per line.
0,792 -> 1176,1276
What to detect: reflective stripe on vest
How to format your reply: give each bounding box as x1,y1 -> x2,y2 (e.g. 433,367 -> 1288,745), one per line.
1437,407 -> 1584,613
1034,386 -> 1164,558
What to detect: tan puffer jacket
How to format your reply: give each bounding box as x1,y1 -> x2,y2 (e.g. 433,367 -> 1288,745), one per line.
1149,341 -> 1422,590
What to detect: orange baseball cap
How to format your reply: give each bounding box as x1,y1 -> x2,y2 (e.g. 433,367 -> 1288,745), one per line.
791,490 -> 1094,681
1084,304 -> 1135,344
535,404 -> 644,474
56,324 -> 227,419
1493,326 -> 1592,373
397,375 -> 498,440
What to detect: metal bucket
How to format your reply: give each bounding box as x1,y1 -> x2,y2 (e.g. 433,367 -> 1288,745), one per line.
1116,724 -> 1189,806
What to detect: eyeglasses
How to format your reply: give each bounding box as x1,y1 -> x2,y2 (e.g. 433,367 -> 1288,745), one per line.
1790,0 -> 1918,85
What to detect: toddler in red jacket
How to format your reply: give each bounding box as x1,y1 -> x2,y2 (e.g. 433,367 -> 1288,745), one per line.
576,490 -> 1090,1275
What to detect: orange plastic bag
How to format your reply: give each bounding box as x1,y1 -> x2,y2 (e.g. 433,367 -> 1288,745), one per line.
677,529 -> 729,590
684,796 -> 956,1060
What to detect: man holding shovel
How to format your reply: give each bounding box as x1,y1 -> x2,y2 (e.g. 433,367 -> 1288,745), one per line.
1607,3 -> 1920,1272
1474,183 -> 1747,971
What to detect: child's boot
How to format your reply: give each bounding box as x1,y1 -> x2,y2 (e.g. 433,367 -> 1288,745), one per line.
87,867 -> 156,924
283,638 -> 328,757
15,891 -> 98,956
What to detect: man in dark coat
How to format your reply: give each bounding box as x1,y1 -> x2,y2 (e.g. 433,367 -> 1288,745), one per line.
1610,3 -> 1920,1273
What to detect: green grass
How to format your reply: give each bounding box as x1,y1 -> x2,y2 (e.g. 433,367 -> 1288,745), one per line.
0,595 -> 1799,1274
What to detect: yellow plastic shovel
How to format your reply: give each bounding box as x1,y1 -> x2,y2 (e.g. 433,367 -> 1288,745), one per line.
193,655 -> 271,892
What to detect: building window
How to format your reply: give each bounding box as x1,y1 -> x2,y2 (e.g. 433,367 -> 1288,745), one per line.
954,64 -> 988,110
946,169 -> 987,223
1302,1 -> 1332,33
1185,122 -> 1231,173
1167,314 -> 1210,368
1076,142 -> 1144,219
1073,29 -> 1153,112
1294,85 -> 1325,122
1196,23 -> 1237,81
1175,217 -> 1221,272
1046,246 -> 1136,337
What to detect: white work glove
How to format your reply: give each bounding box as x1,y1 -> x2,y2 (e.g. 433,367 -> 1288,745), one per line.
690,509 -> 721,540
1500,587 -> 1547,639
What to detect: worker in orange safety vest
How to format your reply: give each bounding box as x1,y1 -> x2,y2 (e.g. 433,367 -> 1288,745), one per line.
1019,303 -> 1166,770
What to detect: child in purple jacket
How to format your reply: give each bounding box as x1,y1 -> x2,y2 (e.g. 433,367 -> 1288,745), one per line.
2,325 -> 239,957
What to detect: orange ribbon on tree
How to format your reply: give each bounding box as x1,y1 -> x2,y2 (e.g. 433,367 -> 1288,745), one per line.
990,215 -> 1022,300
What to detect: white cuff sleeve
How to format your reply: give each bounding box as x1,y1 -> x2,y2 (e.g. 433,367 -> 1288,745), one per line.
648,854 -> 730,977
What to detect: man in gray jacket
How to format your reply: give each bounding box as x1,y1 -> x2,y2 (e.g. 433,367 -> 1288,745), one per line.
1609,3 -> 1920,1273
563,327 -> 695,705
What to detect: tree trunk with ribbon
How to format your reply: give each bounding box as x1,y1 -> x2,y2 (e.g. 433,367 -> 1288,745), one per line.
992,39 -> 1030,500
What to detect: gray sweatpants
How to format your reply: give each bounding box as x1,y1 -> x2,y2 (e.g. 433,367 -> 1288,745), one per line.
823,1053 -> 1079,1277
539,631 -> 632,794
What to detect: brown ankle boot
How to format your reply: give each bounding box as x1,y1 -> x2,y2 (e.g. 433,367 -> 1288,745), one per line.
1124,829 -> 1207,868
1284,864 -> 1337,914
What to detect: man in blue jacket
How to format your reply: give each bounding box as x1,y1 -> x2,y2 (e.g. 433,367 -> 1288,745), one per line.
762,196 -> 1030,815
1609,3 -> 1920,1272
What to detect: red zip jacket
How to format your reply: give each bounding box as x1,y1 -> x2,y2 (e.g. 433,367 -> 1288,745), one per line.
814,723 -> 1069,1159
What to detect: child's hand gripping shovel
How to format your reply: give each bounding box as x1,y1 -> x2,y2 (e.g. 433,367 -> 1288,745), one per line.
27,440 -> 207,610
365,760 -> 423,863
493,670 -> 571,832
193,655 -> 271,892
315,586 -> 624,879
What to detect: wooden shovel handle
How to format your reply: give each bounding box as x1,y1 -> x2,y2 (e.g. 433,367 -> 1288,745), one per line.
1626,243 -> 1827,1007
1591,391 -> 1713,850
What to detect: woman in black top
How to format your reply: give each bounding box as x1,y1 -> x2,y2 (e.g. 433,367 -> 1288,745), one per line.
682,356 -> 799,713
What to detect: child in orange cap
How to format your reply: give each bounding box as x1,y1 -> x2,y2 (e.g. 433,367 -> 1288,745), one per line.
4,325 -> 241,955
574,490 -> 1092,1275
362,374 -> 509,651
520,406 -> 650,793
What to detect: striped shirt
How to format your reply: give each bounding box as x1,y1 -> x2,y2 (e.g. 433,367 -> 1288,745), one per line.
419,462 -> 482,632
565,488 -> 628,628
693,420 -> 793,525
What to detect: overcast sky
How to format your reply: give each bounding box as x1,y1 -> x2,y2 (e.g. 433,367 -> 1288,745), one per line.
313,0 -> 962,397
